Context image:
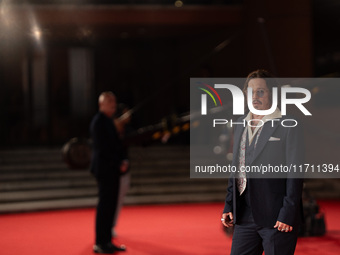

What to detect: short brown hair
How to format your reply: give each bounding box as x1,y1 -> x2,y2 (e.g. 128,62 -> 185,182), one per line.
242,69 -> 275,94
242,69 -> 279,110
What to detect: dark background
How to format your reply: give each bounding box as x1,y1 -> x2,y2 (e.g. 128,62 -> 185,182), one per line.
0,0 -> 339,147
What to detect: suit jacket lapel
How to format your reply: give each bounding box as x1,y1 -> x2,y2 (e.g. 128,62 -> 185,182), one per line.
249,120 -> 280,165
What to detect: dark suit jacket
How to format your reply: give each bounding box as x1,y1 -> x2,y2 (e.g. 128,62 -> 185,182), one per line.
223,115 -> 304,228
90,112 -> 126,179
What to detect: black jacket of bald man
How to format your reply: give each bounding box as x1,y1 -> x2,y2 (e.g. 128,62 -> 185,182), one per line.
90,111 -> 126,245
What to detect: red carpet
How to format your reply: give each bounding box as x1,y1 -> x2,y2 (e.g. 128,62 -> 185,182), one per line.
0,201 -> 339,255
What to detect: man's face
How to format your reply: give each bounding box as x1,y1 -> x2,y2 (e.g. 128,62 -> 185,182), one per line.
248,78 -> 271,111
101,95 -> 117,117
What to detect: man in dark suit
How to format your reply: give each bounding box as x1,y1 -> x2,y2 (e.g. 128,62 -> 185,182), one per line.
221,70 -> 304,255
90,91 -> 129,254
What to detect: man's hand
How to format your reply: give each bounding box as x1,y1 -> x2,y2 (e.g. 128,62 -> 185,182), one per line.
274,221 -> 293,232
221,212 -> 234,227
120,160 -> 129,173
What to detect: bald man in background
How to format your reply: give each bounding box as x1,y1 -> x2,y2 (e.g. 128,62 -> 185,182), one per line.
90,92 -> 128,254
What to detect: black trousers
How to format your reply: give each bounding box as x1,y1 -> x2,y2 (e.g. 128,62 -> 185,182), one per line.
230,188 -> 298,255
231,221 -> 298,255
231,194 -> 298,255
95,174 -> 120,245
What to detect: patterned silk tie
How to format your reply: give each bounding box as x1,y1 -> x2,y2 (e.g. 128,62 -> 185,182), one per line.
237,126 -> 263,195
237,128 -> 248,195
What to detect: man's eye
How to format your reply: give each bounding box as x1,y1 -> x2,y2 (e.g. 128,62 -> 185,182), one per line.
256,90 -> 265,97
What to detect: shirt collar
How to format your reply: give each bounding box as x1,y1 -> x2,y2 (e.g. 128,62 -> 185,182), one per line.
244,108 -> 282,145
